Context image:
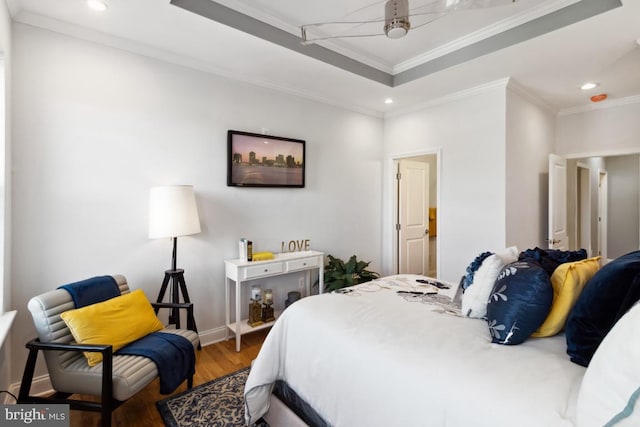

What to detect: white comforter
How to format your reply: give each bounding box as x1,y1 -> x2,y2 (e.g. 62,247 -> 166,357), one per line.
244,275 -> 586,427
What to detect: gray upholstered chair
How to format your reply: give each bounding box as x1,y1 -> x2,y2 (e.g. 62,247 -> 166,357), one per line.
18,275 -> 200,427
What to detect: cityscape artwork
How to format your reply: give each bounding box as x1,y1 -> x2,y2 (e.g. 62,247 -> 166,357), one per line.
227,130 -> 305,188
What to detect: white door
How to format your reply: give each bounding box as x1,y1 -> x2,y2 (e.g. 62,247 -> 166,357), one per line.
549,154 -> 568,249
398,160 -> 430,274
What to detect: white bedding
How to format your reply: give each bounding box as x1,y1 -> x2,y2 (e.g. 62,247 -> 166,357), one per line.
244,275 -> 586,427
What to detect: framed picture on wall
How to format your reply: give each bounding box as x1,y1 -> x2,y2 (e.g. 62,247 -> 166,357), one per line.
227,130 -> 305,188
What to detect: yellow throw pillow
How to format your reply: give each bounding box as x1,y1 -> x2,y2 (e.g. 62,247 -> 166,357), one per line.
532,257 -> 600,338
60,289 -> 164,366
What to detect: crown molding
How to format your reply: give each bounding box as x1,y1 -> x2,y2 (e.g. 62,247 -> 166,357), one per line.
561,147 -> 640,160
506,78 -> 556,114
558,94 -> 640,116
385,78 -> 510,119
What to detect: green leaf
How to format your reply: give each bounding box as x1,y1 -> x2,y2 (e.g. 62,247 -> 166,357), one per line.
345,256 -> 357,274
321,253 -> 379,292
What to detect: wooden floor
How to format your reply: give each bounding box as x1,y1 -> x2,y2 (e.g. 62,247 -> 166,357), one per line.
69,329 -> 269,427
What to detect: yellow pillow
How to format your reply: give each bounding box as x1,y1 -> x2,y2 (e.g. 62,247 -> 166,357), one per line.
60,289 -> 164,366
532,257 -> 600,338
253,251 -> 274,261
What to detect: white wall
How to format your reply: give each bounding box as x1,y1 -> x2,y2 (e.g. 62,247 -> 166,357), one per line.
556,101 -> 640,157
10,24 -> 383,382
383,84 -> 507,283
505,86 -> 556,250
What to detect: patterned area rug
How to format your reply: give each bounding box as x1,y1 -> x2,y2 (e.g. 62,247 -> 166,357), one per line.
156,367 -> 269,427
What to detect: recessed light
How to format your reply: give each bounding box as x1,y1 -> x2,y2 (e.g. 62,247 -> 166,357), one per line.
384,98 -> 394,104
87,0 -> 108,12
580,82 -> 598,91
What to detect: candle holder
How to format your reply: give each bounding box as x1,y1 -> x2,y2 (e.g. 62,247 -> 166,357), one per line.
262,288 -> 275,322
262,301 -> 275,323
248,285 -> 263,327
248,298 -> 263,327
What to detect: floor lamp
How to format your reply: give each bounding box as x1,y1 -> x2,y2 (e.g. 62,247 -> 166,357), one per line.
149,185 -> 201,333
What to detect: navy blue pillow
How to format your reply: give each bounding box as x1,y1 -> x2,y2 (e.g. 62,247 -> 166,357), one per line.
518,247 -> 588,277
565,250 -> 640,367
486,261 -> 553,345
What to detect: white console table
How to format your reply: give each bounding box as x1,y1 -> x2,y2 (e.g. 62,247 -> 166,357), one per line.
224,250 -> 324,351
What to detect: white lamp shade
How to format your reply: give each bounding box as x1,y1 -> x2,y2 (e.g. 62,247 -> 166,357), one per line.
148,185 -> 201,239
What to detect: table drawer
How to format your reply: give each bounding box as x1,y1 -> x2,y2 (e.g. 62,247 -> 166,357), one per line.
244,262 -> 284,279
287,257 -> 319,272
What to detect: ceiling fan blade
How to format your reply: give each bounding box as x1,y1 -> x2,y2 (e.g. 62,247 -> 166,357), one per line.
301,19 -> 388,44
409,0 -> 517,14
300,0 -> 517,43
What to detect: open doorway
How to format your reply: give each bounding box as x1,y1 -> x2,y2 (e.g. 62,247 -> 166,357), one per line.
561,154 -> 639,263
393,153 -> 439,277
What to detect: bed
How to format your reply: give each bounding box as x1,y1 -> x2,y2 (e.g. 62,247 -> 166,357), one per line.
245,258 -> 640,427
244,273 -> 606,427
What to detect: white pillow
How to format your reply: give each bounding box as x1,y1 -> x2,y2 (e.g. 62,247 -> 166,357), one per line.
461,246 -> 518,319
577,302 -> 640,427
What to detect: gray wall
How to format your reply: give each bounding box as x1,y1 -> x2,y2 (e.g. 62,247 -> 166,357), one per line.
607,155 -> 640,258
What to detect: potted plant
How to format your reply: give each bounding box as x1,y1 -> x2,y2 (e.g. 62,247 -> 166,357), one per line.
319,254 -> 380,292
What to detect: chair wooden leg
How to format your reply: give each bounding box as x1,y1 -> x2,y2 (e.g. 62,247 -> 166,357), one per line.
17,346 -> 39,402
101,407 -> 112,427
188,375 -> 193,389
100,346 -> 114,427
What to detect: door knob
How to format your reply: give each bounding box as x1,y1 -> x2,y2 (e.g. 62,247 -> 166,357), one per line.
425,228 -> 429,235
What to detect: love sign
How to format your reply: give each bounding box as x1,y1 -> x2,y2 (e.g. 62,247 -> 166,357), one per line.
281,239 -> 311,253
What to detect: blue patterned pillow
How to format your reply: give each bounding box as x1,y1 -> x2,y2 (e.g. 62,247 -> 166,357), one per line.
486,261 -> 553,345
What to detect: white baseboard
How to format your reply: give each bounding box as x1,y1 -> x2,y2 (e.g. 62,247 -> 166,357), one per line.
7,373 -> 52,403
198,325 -> 229,347
8,325 -> 232,400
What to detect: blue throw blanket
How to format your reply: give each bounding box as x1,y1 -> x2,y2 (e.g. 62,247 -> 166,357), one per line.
116,332 -> 196,394
58,275 -> 121,308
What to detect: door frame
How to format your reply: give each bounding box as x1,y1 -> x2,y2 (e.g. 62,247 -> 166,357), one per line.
598,169 -> 608,261
386,148 -> 442,277
576,162 -> 591,256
